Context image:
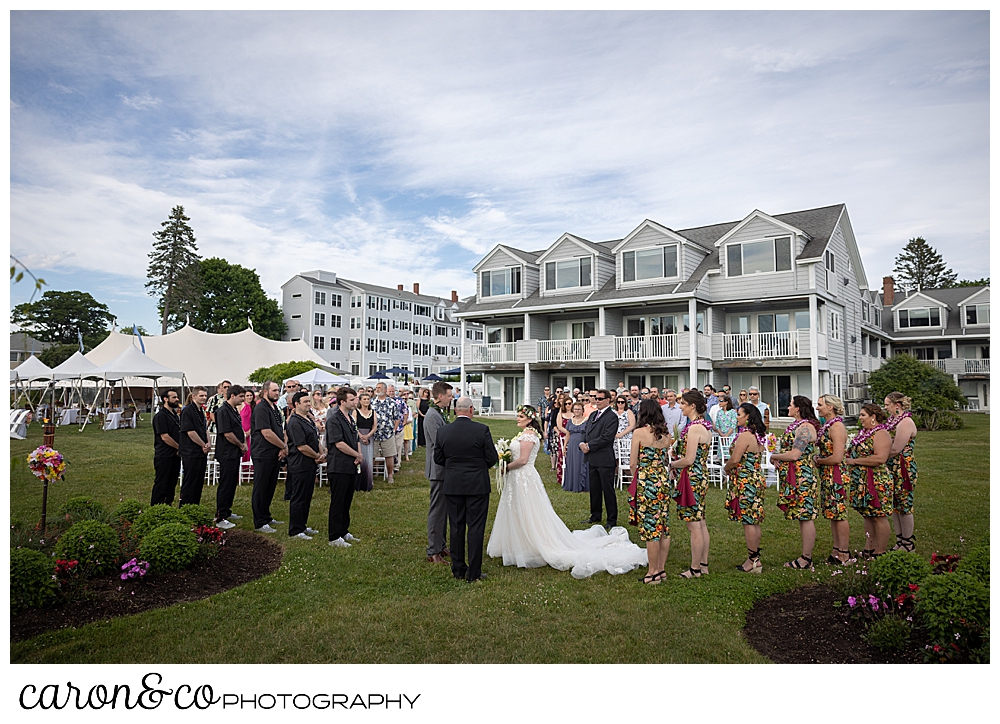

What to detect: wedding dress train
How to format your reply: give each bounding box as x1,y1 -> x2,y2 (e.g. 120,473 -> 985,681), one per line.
486,432 -> 647,579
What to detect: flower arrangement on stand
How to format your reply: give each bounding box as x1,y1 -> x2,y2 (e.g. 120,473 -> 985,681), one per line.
495,438 -> 512,493
27,445 -> 67,530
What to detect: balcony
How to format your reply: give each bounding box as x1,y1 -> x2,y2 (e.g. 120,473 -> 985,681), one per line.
537,338 -> 591,363
720,331 -> 799,359
922,358 -> 990,376
468,342 -> 517,364
614,334 -> 678,361
965,359 -> 990,374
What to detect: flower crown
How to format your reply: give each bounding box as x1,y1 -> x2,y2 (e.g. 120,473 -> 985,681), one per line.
517,404 -> 537,420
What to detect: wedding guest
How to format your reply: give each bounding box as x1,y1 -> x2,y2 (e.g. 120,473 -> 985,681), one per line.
151,388 -> 182,506
747,386 -> 771,427
703,384 -> 719,412
562,402 -> 590,493
403,391 -> 416,461
737,389 -> 749,405
287,391 -> 326,540
416,387 -> 430,447
277,379 -> 300,418
554,396 -> 573,486
251,380 -> 288,534
627,385 -> 642,415
613,395 -> 637,442
630,399 -> 673,585
581,392 -> 595,418
660,389 -> 685,438
355,391 -> 377,491
240,389 -> 254,462
615,381 -> 627,398
714,393 -> 738,438
769,396 -> 821,570
844,403 -> 893,557
214,385 -> 247,529
327,387 -> 364,548
815,394 -> 850,564
536,386 -> 552,421
424,380 -> 454,563
179,386 -> 211,506
884,392 -> 918,552
723,403 -> 767,573
206,380 -> 231,434
371,382 -> 400,483
311,389 -> 329,437
546,394 -> 563,469
669,390 -> 712,578
580,389 -> 618,529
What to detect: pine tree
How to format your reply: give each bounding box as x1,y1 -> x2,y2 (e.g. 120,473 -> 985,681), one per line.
892,237 -> 957,291
145,206 -> 203,334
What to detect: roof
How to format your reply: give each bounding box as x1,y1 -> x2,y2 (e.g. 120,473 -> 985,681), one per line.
781,204 -> 846,259
881,285 -> 990,338
9,332 -> 56,352
296,273 -> 459,306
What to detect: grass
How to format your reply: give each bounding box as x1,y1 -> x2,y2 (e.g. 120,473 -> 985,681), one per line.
9,414 -> 990,663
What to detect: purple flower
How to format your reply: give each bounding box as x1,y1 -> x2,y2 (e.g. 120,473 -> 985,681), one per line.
847,596 -> 857,607
868,595 -> 879,606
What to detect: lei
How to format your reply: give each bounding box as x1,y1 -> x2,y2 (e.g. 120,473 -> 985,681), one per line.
737,426 -> 767,449
818,415 -> 843,437
429,400 -> 451,422
681,417 -> 713,439
885,410 -> 912,431
786,417 -> 821,435
849,422 -> 889,450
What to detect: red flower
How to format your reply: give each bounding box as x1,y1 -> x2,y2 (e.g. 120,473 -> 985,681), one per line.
908,583 -> 920,592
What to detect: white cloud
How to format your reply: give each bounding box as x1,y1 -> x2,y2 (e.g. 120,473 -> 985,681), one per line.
119,91 -> 160,110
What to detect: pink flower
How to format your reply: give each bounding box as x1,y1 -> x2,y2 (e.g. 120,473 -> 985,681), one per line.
847,596 -> 857,607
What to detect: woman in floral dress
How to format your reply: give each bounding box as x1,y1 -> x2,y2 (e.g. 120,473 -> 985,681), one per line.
723,403 -> 767,573
769,395 -> 821,569
815,394 -> 850,564
884,392 -> 918,552
669,390 -> 712,579
629,399 -> 673,584
553,396 -> 573,488
844,403 -> 894,558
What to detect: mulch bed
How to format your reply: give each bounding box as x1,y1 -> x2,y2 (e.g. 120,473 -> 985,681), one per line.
11,530 -> 284,642
743,584 -> 920,663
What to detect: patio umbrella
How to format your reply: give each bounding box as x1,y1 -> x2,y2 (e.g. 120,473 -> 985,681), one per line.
367,371 -> 390,379
439,367 -> 461,375
422,373 -> 443,381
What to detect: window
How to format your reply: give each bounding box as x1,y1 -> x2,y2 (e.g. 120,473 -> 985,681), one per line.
366,339 -> 376,352
350,316 -> 361,329
367,296 -> 376,309
369,364 -> 377,376
314,313 -> 325,327
422,324 -> 431,336
727,237 -> 792,277
315,291 -> 326,305
414,304 -> 431,317
351,363 -> 360,376
422,344 -> 431,356
379,319 -> 388,331
292,293 -> 302,299
873,307 -> 881,326
450,346 -> 459,356
794,311 -> 811,329
350,338 -> 361,351
475,330 -> 483,341
291,314 -> 301,319
623,246 -> 678,282
861,302 -> 869,322
450,327 -> 459,337
966,303 -> 990,325
366,317 -> 378,330
824,250 -> 836,293
830,310 -> 842,340
435,345 -> 447,355
351,295 -> 362,308
898,307 -> 941,328
481,267 -> 521,297
392,340 -> 400,350
626,315 -> 677,336
379,340 -> 388,354
10,351 -> 20,362
435,325 -> 447,336
682,313 -> 705,333
330,337 -> 341,351
545,257 -> 592,290
331,315 -> 341,328
313,336 -> 325,350
332,294 -> 342,307
551,321 -> 596,339
436,308 -> 445,320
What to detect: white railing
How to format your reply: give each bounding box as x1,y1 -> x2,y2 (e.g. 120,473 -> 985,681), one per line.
697,333 -> 712,358
932,360 -> 948,371
722,331 -> 798,359
537,338 -> 591,362
614,334 -> 678,361
965,359 -> 990,374
468,342 -> 517,364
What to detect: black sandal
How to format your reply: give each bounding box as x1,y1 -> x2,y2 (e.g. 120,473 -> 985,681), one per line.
737,548 -> 762,574
784,555 -> 812,569
700,562 -> 709,575
642,570 -> 667,585
826,548 -> 850,565
679,567 -> 701,579
894,535 -> 915,552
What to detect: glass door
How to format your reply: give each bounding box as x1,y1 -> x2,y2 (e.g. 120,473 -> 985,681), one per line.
503,376 -> 524,412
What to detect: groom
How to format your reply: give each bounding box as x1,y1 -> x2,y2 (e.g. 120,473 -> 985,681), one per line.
579,388 -> 618,529
434,396 -> 499,582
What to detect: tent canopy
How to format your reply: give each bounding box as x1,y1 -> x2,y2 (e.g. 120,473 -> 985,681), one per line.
12,355 -> 54,381
51,351 -> 99,380
283,368 -> 350,386
88,344 -> 183,380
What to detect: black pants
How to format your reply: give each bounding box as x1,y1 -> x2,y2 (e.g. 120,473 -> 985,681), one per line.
288,466 -> 317,536
327,472 -> 357,541
445,493 -> 489,581
216,457 -> 240,521
151,454 -> 181,506
251,454 -> 281,529
179,455 -> 207,506
588,464 -> 618,527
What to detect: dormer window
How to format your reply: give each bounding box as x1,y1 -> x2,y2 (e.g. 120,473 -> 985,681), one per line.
726,237 -> 792,276
965,304 -> 989,325
481,267 -> 521,297
623,245 -> 678,282
545,257 -> 592,290
898,307 -> 940,328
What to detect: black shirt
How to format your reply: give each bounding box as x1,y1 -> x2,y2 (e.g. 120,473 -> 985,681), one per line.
179,402 -> 208,458
326,407 -> 361,474
251,400 -> 284,460
214,401 -> 245,462
152,406 -> 180,458
285,413 -> 319,476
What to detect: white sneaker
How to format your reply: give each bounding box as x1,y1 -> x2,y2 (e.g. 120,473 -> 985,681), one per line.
269,519 -> 284,525
305,527 -> 320,535
344,532 -> 360,542
255,524 -> 277,533
228,514 -> 243,520
328,537 -> 351,548
216,519 -> 236,530
293,532 -> 313,540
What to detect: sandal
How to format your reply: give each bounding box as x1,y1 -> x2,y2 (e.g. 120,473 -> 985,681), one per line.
737,548 -> 762,574
784,555 -> 812,569
700,562 -> 709,576
641,570 -> 667,585
678,567 -> 701,579
826,548 -> 850,565
893,535 -> 915,552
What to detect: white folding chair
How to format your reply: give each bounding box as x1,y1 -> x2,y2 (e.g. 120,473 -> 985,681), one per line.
707,434 -> 734,489
478,396 -> 494,417
762,451 -> 778,488
372,456 -> 388,480
9,409 -> 29,440
615,437 -> 632,489
239,460 -> 254,486
317,462 -> 327,488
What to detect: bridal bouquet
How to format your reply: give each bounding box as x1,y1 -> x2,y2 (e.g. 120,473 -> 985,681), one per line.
495,438 -> 513,493
27,445 -> 66,482
764,433 -> 779,453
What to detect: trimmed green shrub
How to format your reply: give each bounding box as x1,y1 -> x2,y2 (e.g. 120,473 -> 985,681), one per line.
139,523 -> 199,573
180,503 -> 215,528
132,504 -> 190,539
111,499 -> 144,524
957,540 -> 989,586
864,617 -> 910,652
57,496 -> 107,521
53,520 -> 119,574
869,550 -> 932,597
11,548 -> 58,614
914,572 -> 989,640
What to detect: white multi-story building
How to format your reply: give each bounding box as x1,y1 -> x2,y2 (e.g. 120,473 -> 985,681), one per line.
281,271 -> 483,378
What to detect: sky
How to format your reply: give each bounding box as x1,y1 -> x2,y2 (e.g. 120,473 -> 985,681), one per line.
9,10 -> 990,334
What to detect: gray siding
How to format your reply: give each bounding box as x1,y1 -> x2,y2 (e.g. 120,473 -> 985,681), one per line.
682,243 -> 708,280
710,216 -> 810,301
527,314 -> 548,341
282,277 -> 314,342
594,253 -> 615,291
603,307 -> 624,336
522,263 -> 540,299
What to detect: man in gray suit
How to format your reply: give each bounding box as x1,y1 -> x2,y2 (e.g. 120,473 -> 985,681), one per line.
424,380 -> 454,564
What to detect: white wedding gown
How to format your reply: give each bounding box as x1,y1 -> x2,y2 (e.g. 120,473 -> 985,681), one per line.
487,432 -> 648,579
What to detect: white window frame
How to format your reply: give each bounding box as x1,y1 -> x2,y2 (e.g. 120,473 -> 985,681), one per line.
314,312 -> 325,327
481,266 -> 522,298
965,303 -> 990,326
315,291 -> 326,305
330,337 -> 341,351
549,319 -> 597,340
725,236 -> 793,278
544,256 -> 593,292
898,307 -> 942,330
313,336 -> 325,350
829,310 -> 842,341
621,244 -> 679,284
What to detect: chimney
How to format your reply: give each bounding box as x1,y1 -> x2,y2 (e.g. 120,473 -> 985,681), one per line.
451,290 -> 459,303
882,276 -> 895,306
413,283 -> 420,295
397,284 -> 403,291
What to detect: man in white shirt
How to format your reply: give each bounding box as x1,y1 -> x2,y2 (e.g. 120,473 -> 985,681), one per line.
748,386 -> 771,428
660,389 -> 686,437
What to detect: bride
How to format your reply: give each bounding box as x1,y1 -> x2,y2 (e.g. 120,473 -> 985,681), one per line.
487,405 -> 648,579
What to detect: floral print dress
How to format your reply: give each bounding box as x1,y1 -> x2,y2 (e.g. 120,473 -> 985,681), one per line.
673,424 -> 710,523
776,421 -> 819,521
632,445 -> 671,541
886,421 -> 917,515
725,444 -> 765,525
816,421 -> 848,521
848,433 -> 894,518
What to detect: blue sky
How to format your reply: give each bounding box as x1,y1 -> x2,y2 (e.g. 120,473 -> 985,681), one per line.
9,10 -> 989,334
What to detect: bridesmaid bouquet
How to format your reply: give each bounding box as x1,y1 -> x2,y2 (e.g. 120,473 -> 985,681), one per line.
765,433 -> 779,453
495,438 -> 513,493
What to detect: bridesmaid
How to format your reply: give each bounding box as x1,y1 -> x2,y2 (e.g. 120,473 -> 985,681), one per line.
553,396 -> 573,488
815,394 -> 850,564
561,402 -> 591,492
769,395 -> 821,570
630,399 -> 673,584
844,403 -> 894,557
884,392 -> 918,552
669,390 -> 712,579
723,403 -> 767,573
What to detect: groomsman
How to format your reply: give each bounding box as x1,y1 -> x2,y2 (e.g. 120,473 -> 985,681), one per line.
423,380 -> 453,563
286,390 -> 325,540
579,389 -> 619,529
179,386 -> 211,506
151,388 -> 181,505
326,387 -> 363,548
251,380 -> 288,533
214,384 -> 247,529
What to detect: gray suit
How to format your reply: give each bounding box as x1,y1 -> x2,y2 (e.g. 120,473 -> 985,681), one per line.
424,406 -> 448,557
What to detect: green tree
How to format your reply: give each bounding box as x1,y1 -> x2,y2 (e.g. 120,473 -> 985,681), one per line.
11,290 -> 114,347
953,278 -> 990,288
146,205 -> 202,335
192,258 -> 287,340
868,353 -> 966,427
247,360 -> 320,384
892,237 -> 957,291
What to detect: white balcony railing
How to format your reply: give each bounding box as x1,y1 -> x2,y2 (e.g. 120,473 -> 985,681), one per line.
722,331 -> 798,359
468,342 -> 517,364
614,334 -> 678,361
964,359 -> 990,374
932,360 -> 948,371
537,338 -> 591,362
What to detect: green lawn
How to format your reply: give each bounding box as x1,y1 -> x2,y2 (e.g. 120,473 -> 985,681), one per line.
9,413 -> 990,663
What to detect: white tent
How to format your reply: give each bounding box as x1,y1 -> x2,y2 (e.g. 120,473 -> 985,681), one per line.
284,368 -> 350,387
51,351 -> 98,380
10,355 -> 54,411
81,346 -> 184,431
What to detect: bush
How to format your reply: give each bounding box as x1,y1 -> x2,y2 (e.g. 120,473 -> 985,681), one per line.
132,504 -> 190,539
869,550 -> 932,597
867,353 -> 966,423
912,408 -> 964,431
957,540 -> 989,586
111,499 -> 144,524
138,523 -> 199,573
10,548 -> 58,614
53,519 -> 119,575
914,572 -> 990,641
180,503 -> 215,528
57,496 -> 107,521
864,617 -> 911,652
